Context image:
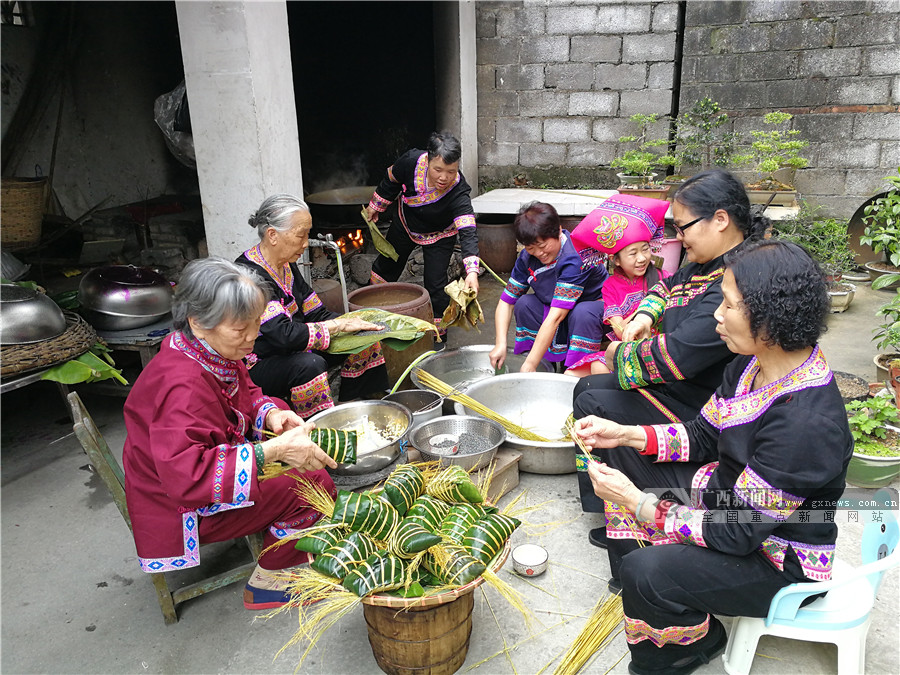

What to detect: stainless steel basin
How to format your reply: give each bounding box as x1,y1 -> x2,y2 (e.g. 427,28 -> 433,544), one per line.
309,400 -> 412,476
0,284 -> 67,345
412,344 -> 554,414
453,372 -> 579,474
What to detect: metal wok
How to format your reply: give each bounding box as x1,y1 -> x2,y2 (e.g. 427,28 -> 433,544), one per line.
305,186 -> 376,226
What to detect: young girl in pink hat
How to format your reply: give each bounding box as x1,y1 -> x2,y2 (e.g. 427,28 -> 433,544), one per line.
566,194 -> 671,376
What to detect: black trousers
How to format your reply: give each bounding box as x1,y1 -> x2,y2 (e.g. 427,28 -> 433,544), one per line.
573,374 -> 705,513
603,447 -> 806,671
370,220 -> 458,324
249,350 -> 388,405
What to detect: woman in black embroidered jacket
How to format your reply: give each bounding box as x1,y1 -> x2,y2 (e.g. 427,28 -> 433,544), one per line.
365,131 -> 479,341
574,170 -> 769,542
574,240 -> 852,675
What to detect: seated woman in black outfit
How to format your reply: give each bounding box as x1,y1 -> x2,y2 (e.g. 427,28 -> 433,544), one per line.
574,169 -> 768,546
574,240 -> 852,675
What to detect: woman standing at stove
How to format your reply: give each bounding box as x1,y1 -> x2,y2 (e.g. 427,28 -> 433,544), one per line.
236,194 -> 389,418
365,130 -> 479,347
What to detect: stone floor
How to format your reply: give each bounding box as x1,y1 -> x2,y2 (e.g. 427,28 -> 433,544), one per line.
1,271 -> 897,675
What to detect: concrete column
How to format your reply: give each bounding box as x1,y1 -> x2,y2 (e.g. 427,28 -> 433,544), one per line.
434,1 -> 479,195
175,1 -> 303,261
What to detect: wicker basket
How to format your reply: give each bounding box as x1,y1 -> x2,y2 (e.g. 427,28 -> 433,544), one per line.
1,177 -> 47,250
0,311 -> 98,378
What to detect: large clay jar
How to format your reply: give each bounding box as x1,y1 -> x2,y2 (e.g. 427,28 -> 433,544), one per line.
476,215 -> 518,274
348,282 -> 433,390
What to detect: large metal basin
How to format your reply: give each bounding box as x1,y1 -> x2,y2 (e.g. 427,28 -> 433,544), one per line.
412,345 -> 554,414
0,284 -> 67,345
452,372 -> 578,474
309,400 -> 412,476
78,265 -> 173,331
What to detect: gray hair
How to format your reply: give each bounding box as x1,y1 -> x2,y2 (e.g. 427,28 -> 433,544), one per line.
426,130 -> 462,165
247,193 -> 310,240
173,257 -> 267,339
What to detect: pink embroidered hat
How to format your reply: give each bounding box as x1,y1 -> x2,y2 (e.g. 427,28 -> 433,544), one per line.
571,193 -> 669,256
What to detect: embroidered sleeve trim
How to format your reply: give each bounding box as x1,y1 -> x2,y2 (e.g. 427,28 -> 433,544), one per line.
501,277 -> 528,304
652,423 -> 690,462
551,281 -> 584,309
306,322 -> 331,351
254,402 -> 278,441
664,503 -> 708,547
302,292 -> 324,315
454,214 -> 476,229
734,466 -> 804,521
625,614 -> 710,648
369,193 -> 392,212
231,443 -> 253,504
260,300 -> 287,324
463,255 -> 480,274
639,339 -> 665,383
637,285 -> 668,324
615,341 -> 649,389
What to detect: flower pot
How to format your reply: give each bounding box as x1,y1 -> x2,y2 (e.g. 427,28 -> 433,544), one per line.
874,353 -> 900,383
616,172 -> 657,186
891,365 -> 900,408
747,189 -> 798,208
827,282 -> 856,313
616,185 -> 670,201
864,261 -> 900,290
846,447 -> 900,488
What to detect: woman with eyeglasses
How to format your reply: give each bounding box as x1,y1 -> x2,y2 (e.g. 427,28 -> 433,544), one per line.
573,169 -> 769,548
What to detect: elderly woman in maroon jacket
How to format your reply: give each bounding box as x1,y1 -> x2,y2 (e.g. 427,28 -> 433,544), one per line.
122,257 -> 337,611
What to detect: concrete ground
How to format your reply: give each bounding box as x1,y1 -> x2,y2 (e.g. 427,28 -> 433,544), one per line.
2,273 -> 898,675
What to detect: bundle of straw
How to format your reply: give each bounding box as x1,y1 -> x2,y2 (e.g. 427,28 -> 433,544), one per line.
549,593 -> 624,675
415,370 -> 550,442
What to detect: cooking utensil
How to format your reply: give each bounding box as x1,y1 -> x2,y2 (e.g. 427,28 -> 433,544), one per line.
512,543 -> 549,577
410,415 -> 506,472
381,389 -> 442,433
453,372 -> 579,474
308,400 -> 412,476
0,284 -> 67,345
78,265 -> 173,331
410,345 -> 553,414
305,186 -> 377,225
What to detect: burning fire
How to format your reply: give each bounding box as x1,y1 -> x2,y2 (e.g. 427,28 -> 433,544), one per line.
336,229 -> 365,254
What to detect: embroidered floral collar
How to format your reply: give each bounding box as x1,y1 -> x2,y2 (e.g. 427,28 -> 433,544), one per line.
244,245 -> 295,298
701,346 -> 832,430
413,152 -> 460,197
171,330 -> 241,384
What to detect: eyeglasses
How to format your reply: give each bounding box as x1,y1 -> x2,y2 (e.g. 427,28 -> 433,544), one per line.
672,216 -> 705,237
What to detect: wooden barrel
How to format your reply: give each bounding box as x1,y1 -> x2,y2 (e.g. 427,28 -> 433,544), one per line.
363,591 -> 474,675
348,282 -> 434,389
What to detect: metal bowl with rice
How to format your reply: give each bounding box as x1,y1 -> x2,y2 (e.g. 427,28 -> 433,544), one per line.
309,400 -> 412,476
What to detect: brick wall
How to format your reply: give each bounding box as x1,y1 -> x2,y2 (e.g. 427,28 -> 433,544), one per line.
476,0 -> 900,217
477,0 -> 679,190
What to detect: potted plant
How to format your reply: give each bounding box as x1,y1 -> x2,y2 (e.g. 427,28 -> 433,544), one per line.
860,168 -> 900,289
744,111 -> 809,207
845,395 -> 900,487
666,98 -> 751,183
872,286 -> 900,403
770,202 -> 858,312
611,113 -> 674,200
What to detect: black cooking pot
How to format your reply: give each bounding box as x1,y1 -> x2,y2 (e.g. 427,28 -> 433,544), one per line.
305,186 -> 376,226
